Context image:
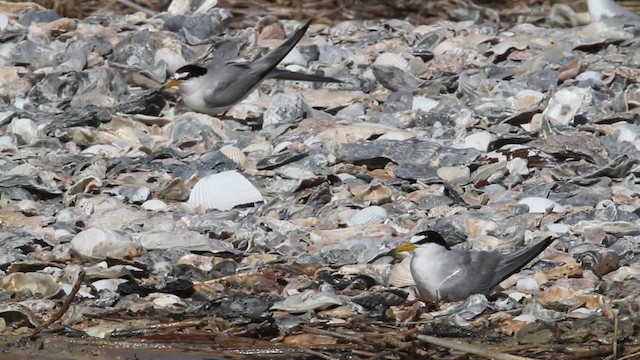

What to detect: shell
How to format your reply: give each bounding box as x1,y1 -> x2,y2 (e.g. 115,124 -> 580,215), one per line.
373,52 -> 410,71
388,256 -> 416,287
7,118 -> 38,145
187,170 -> 264,211
220,144 -> 248,167
271,289 -> 343,313
346,206 -> 388,226
517,197 -> 566,213
139,230 -> 236,253
1,272 -> 61,299
70,225 -> 141,260
542,87 -> 589,126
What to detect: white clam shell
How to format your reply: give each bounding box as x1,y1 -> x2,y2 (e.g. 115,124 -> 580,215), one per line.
187,171 -> 264,211
220,145 -> 248,167
464,131 -> 497,152
373,52 -> 410,71
412,96 -> 439,112
154,47 -> 186,74
141,199 -> 168,211
542,87 -> 588,126
92,279 -> 127,292
346,206 -> 388,226
377,130 -> 415,141
517,197 -> 566,213
389,256 -> 416,287
7,118 -> 38,145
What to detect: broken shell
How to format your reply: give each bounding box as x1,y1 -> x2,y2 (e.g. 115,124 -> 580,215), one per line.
271,289 -> 342,313
517,197 -> 566,213
542,87 -> 589,126
219,144 -> 248,167
70,225 -> 141,260
1,272 -> 61,299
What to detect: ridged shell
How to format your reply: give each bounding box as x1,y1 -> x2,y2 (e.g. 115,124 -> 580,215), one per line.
373,52 -> 410,72
187,171 -> 264,211
220,145 -> 247,167
388,256 -> 415,287
346,206 -> 388,226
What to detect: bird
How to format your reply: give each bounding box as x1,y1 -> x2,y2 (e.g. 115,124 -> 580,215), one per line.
162,20 -> 342,116
587,0 -> 640,23
392,231 -> 554,302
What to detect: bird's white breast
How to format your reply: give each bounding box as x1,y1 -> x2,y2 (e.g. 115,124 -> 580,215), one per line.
410,244 -> 452,301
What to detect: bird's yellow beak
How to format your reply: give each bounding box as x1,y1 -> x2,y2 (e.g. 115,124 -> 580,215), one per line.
392,242 -> 417,254
162,79 -> 181,89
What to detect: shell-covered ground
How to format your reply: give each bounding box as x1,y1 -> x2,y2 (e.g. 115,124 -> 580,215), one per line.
0,0 -> 640,359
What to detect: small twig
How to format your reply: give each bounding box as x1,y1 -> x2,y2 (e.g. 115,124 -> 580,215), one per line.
31,270 -> 85,339
618,347 -> 640,360
301,326 -> 364,343
301,347 -> 339,360
416,335 -> 533,360
351,349 -> 379,357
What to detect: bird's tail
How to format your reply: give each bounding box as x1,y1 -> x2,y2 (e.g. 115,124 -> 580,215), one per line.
268,68 -> 343,83
251,20 -> 312,79
494,236 -> 554,285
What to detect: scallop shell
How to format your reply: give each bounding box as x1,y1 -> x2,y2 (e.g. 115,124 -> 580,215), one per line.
373,52 -> 410,72
346,206 -> 388,226
220,145 -> 248,167
388,256 -> 416,287
187,170 -> 264,211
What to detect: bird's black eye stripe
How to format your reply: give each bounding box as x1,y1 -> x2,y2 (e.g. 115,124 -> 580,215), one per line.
174,64 -> 208,79
414,230 -> 451,249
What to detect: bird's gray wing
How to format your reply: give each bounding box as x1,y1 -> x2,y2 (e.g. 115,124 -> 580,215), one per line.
492,236 -> 554,287
437,251 -> 500,300
249,20 -> 311,80
267,68 -> 343,83
202,62 -> 256,108
202,21 -> 313,108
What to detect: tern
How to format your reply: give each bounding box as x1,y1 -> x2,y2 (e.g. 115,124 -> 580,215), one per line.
393,231 -> 554,302
162,20 -> 341,116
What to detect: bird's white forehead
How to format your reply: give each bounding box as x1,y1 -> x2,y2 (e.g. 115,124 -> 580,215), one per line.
174,71 -> 190,80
